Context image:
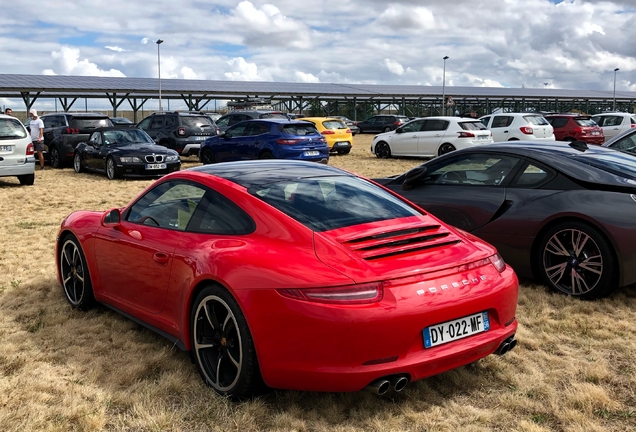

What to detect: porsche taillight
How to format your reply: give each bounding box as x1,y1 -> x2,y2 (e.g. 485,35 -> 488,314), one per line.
277,282 -> 383,304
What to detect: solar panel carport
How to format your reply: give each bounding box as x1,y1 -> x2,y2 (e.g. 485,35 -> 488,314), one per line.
1,74 -> 634,121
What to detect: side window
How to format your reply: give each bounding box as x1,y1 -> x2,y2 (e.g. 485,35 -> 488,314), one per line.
513,163 -> 553,187
549,118 -> 568,128
401,120 -> 424,133
225,124 -> 248,138
591,116 -> 603,127
137,117 -> 152,130
94,133 -> 103,146
365,117 -> 376,124
216,116 -> 230,128
246,122 -> 269,136
422,154 -> 521,186
165,116 -> 176,127
480,116 -> 491,127
88,132 -> 100,145
492,116 -> 512,128
605,116 -> 621,127
422,120 -> 449,131
126,181 -> 206,231
150,115 -> 165,129
43,116 -> 56,128
187,190 -> 255,235
608,133 -> 636,153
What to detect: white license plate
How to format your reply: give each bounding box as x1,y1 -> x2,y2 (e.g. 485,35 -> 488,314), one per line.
423,312 -> 489,348
592,131 -> 600,135
304,151 -> 320,156
146,163 -> 167,170
0,145 -> 12,151
478,135 -> 489,140
194,136 -> 207,141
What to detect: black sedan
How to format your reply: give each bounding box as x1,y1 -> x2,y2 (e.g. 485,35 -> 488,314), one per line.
74,127 -> 181,180
375,141 -> 636,299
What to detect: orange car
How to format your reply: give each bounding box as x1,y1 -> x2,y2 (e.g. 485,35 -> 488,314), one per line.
302,117 -> 353,154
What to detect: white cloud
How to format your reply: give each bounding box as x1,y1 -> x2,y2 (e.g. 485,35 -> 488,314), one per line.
377,5 -> 435,30
44,46 -> 125,77
384,59 -> 405,75
141,38 -> 149,44
224,57 -> 269,81
294,71 -> 319,83
105,46 -> 126,52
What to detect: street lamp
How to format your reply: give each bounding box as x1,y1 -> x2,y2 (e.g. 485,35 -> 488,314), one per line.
544,82 -> 549,89
156,39 -> 164,111
442,56 -> 449,116
613,67 -> 619,111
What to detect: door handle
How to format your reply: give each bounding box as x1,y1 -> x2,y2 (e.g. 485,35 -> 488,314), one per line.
153,252 -> 170,265
503,130 -> 509,133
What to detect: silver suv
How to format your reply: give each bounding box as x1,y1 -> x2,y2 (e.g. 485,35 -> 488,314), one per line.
0,114 -> 35,185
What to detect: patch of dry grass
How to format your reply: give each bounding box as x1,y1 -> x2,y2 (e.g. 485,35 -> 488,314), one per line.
1,135 -> 636,431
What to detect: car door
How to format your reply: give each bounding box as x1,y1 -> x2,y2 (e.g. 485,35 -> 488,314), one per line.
389,152 -> 524,232
489,116 -> 514,142
83,131 -> 104,171
594,115 -> 623,140
145,115 -> 165,142
215,123 -> 250,162
388,120 -> 424,156
359,116 -> 376,133
418,119 -> 448,156
244,121 -> 270,159
93,180 -> 206,314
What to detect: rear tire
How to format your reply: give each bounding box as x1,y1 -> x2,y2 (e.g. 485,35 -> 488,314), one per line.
201,148 -> 216,165
18,174 -> 35,185
383,127 -> 392,133
259,151 -> 275,160
50,146 -> 63,169
438,143 -> 456,156
73,153 -> 83,173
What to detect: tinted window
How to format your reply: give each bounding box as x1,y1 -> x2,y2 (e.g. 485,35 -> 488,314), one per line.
137,117 -> 152,130
42,116 -> 57,128
492,116 -> 512,128
250,176 -> 421,232
0,118 -> 28,139
225,123 -> 248,138
601,116 -> 622,127
548,117 -> 568,128
149,116 -> 165,129
281,124 -> 319,136
245,122 -> 269,136
401,120 -> 424,133
574,118 -> 596,127
591,116 -> 603,126
480,116 -> 491,127
187,190 -> 255,235
322,120 -> 347,130
423,154 -> 520,186
216,116 -> 230,128
422,120 -> 449,131
70,117 -> 112,129
458,121 -> 487,131
523,115 -> 550,126
165,116 -> 176,127
607,132 -> 636,154
181,116 -> 214,127
514,163 -> 552,187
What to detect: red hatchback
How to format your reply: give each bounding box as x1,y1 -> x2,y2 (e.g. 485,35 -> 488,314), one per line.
544,113 -> 604,145
56,160 -> 518,398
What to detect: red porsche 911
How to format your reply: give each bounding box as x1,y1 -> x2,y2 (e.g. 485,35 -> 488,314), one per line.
56,160 -> 519,398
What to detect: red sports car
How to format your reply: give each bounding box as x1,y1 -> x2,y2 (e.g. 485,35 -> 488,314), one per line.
56,160 -> 519,398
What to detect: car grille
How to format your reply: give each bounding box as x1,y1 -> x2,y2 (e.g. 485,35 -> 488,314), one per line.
145,155 -> 164,163
339,224 -> 460,261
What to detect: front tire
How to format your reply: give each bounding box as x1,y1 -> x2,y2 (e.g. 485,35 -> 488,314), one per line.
191,284 -> 260,399
50,146 -> 63,169
375,142 -> 391,159
73,153 -> 83,173
201,148 -> 216,165
106,157 -> 118,180
259,151 -> 274,160
59,234 -> 95,310
536,221 -> 617,299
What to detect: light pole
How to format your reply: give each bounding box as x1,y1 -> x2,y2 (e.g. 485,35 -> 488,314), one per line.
613,67 -> 619,111
156,39 -> 164,111
544,82 -> 549,89
442,56 -> 449,116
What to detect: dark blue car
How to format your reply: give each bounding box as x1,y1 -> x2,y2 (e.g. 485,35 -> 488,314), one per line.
199,119 -> 329,164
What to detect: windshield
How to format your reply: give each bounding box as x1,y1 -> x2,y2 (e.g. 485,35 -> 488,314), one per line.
0,118 -> 28,139
103,129 -> 154,145
250,175 -> 422,232
572,152 -> 636,179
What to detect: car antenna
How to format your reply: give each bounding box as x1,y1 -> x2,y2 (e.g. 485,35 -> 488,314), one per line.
568,140 -> 589,152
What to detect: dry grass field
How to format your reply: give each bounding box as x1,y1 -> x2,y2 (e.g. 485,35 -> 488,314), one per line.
1,134 -> 636,432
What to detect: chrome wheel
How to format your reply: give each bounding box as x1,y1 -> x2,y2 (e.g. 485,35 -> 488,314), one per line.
59,236 -> 93,309
438,143 -> 456,156
375,142 -> 391,159
73,153 -> 82,173
106,157 -> 117,180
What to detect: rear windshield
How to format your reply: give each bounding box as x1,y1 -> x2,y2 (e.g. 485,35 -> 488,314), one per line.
574,118 -> 597,127
571,153 -> 636,179
459,121 -> 487,131
70,118 -> 112,129
323,120 -> 348,130
259,112 -> 288,119
181,116 -> 214,128
0,118 -> 28,139
523,115 -> 550,126
280,124 -> 319,136
249,176 -> 422,232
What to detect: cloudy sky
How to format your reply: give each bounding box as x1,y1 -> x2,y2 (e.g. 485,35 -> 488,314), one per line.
1,0 -> 635,110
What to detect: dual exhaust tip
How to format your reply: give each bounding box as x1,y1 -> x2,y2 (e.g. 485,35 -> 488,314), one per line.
495,336 -> 517,356
365,375 -> 409,395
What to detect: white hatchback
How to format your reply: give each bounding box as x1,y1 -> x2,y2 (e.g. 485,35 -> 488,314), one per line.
371,116 -> 493,158
591,112 -> 636,142
479,113 -> 555,142
0,114 -> 36,185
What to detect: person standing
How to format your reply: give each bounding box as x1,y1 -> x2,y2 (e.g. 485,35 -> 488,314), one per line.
29,109 -> 45,170
4,108 -> 12,116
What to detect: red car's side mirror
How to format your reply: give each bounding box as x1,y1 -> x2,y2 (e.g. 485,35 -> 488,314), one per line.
101,208 -> 121,227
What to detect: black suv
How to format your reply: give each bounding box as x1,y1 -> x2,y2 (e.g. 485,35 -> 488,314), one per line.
41,112 -> 113,168
137,112 -> 220,156
357,114 -> 410,133
215,110 -> 289,132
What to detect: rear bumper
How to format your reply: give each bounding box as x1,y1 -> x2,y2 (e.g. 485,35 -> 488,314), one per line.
175,143 -> 201,156
330,141 -> 352,152
0,157 -> 36,176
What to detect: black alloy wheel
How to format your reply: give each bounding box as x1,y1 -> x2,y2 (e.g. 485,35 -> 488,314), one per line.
201,148 -> 216,165
438,143 -> 456,156
73,153 -> 83,173
375,142 -> 391,159
259,151 -> 275,160
50,146 -> 62,169
59,234 -> 95,310
106,157 -> 118,180
537,221 -> 616,299
191,285 -> 260,399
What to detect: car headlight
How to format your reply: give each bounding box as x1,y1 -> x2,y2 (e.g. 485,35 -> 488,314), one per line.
165,155 -> 180,162
119,156 -> 142,163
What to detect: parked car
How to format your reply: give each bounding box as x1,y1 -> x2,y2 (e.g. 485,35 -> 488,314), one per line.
73,127 -> 180,180
375,141 -> 636,299
41,112 -> 113,168
215,110 -> 289,132
110,117 -> 135,126
0,114 -> 35,185
357,114 -> 410,133
544,113 -> 604,144
479,113 -> 554,142
56,159 -> 518,397
591,112 -> 636,141
287,113 -> 306,119
200,119 -> 329,164
136,111 -> 219,157
205,112 -> 222,122
333,116 -> 360,135
371,116 -> 493,158
300,117 -> 353,154
602,126 -> 636,156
